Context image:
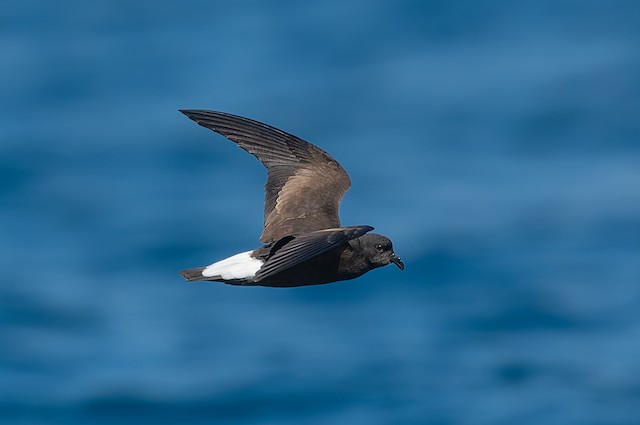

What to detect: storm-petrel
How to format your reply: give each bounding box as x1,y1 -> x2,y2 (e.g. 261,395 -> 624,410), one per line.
179,110 -> 403,287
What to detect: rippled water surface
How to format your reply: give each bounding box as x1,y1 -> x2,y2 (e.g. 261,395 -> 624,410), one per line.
2,1 -> 640,424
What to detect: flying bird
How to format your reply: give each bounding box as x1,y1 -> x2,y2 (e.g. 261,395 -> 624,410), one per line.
179,110 -> 404,287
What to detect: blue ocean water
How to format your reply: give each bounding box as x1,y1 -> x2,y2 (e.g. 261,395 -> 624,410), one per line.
2,1 -> 640,423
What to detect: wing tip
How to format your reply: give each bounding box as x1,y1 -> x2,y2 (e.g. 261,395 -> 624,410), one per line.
179,109 -> 204,121
348,225 -> 374,237
179,109 -> 239,127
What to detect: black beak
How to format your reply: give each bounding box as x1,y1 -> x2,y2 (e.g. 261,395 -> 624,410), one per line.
390,253 -> 405,271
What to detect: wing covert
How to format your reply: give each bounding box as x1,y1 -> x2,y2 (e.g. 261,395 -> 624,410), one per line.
253,226 -> 373,282
181,110 -> 352,242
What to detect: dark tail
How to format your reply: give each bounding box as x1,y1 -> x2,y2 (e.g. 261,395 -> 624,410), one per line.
179,267 -> 252,286
179,267 -> 208,282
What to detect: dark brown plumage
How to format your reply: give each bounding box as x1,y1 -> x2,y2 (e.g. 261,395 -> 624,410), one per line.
178,110 -> 403,287
179,110 -> 351,243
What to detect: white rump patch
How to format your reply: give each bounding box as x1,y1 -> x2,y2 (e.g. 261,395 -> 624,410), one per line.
202,250 -> 263,280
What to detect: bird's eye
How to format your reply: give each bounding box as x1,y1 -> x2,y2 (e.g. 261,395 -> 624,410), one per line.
375,244 -> 384,252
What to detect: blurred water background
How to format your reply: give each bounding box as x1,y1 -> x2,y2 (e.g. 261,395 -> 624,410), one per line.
2,1 -> 640,424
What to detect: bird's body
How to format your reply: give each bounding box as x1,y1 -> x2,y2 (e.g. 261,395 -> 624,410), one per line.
179,110 -> 403,287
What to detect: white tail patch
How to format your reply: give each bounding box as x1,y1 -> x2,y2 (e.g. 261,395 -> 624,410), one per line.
202,250 -> 263,280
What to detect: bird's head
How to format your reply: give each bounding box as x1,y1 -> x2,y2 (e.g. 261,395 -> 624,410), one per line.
358,233 -> 404,271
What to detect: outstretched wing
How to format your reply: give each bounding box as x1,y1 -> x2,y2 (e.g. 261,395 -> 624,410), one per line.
181,110 -> 352,243
254,225 -> 373,282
